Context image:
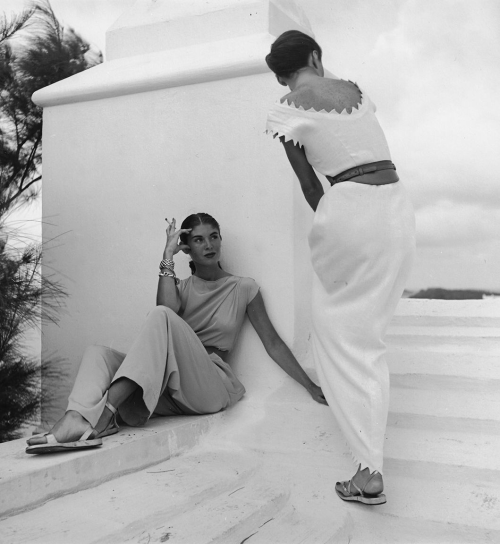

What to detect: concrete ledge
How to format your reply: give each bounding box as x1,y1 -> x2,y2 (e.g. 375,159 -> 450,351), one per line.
0,413 -> 222,520
32,33 -> 275,107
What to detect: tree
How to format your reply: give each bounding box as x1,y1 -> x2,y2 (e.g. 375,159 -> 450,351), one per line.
0,0 -> 102,441
0,0 -> 102,214
0,243 -> 66,441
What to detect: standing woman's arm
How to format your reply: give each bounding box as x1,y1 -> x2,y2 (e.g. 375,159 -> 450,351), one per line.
281,138 -> 324,211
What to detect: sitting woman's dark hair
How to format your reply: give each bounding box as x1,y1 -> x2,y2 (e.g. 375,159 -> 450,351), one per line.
180,213 -> 221,274
265,30 -> 322,79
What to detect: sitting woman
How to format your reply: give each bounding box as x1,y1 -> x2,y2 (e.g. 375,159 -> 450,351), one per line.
26,212 -> 326,454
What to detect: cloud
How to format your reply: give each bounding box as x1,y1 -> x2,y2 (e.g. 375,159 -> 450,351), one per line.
361,0 -> 500,211
416,200 -> 500,247
408,239 -> 500,290
303,0 -> 500,287
4,0 -> 499,288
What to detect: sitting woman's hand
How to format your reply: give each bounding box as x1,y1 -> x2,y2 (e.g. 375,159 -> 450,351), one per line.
164,218 -> 191,258
308,383 -> 328,405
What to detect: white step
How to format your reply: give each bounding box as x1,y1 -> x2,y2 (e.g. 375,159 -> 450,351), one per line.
382,458 -> 500,531
386,325 -> 500,353
387,349 -> 500,380
132,479 -> 291,544
2,447 -> 499,543
393,298 -> 500,328
385,413 -> 500,470
389,374 -> 500,421
0,413 -> 222,519
249,505 -> 500,544
0,449 -> 349,544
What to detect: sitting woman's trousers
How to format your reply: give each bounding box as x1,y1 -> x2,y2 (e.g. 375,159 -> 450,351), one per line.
67,306 -> 245,427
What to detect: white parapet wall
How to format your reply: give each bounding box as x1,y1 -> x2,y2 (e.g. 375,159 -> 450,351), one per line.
33,0 -> 323,424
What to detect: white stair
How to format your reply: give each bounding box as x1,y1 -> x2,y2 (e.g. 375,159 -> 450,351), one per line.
1,300 -> 499,542
385,301 -> 500,475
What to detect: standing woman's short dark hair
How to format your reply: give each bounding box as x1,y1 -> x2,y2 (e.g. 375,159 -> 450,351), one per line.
180,213 -> 222,274
265,30 -> 322,79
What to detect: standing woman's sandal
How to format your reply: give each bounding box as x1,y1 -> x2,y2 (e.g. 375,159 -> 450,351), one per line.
95,401 -> 120,438
335,468 -> 387,505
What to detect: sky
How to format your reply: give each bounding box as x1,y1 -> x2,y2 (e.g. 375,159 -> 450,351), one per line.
2,0 -> 499,291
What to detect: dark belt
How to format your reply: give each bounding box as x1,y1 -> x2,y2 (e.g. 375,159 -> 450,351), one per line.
328,160 -> 397,186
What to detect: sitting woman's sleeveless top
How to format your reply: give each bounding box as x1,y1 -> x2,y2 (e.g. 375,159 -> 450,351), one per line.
177,275 -> 260,352
265,83 -> 393,177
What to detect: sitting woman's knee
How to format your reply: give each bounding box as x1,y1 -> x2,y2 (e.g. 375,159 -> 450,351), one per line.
149,305 -> 177,319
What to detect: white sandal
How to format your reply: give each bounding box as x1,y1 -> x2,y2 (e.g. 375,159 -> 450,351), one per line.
25,401 -> 119,455
25,426 -> 102,455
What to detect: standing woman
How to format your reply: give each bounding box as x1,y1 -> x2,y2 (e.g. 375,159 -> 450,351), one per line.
265,31 -> 415,505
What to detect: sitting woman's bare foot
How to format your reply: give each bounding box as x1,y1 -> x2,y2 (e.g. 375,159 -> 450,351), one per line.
26,410 -> 93,446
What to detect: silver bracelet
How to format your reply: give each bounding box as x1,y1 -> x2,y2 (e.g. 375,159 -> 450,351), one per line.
158,270 -> 179,285
160,258 -> 175,270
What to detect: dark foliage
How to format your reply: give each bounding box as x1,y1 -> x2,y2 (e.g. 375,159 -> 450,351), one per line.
0,0 -> 102,214
0,358 -> 39,441
0,1 -> 100,441
0,241 -> 67,442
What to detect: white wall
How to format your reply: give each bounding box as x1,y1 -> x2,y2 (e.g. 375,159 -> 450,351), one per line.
36,1 -> 318,423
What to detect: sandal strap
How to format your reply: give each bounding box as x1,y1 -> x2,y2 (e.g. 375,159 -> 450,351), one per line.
339,479 -> 359,497
360,471 -> 380,494
80,426 -> 95,441
351,480 -> 363,495
38,426 -> 95,444
347,466 -> 382,496
105,401 -> 118,415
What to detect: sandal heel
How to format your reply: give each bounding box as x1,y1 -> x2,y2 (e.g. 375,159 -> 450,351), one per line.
95,401 -> 120,439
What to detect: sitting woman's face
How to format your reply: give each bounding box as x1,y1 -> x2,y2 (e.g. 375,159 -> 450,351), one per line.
186,223 -> 222,266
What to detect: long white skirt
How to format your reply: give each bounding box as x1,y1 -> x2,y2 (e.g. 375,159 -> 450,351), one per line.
309,181 -> 416,473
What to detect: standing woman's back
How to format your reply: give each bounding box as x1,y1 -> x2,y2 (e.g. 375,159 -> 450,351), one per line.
266,78 -> 394,180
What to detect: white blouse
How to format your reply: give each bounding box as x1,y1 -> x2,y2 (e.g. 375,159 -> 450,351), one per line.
265,84 -> 393,178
